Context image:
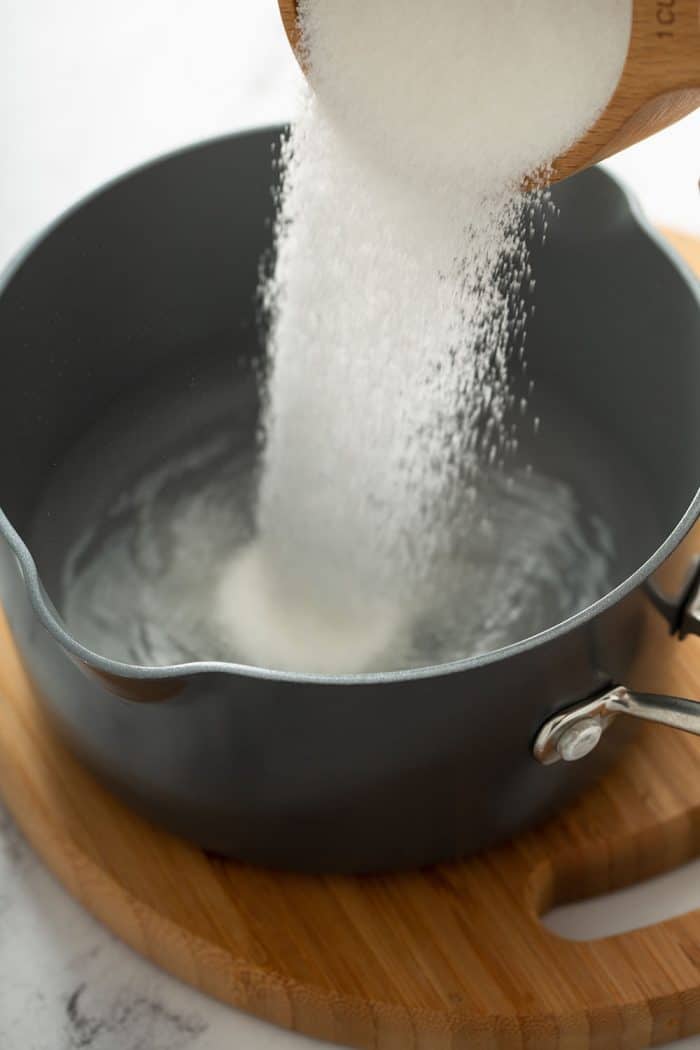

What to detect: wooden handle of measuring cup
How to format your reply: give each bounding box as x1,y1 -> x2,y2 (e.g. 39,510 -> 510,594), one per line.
278,0 -> 700,185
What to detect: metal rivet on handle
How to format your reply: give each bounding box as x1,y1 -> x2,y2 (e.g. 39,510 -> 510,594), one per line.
556,718 -> 603,762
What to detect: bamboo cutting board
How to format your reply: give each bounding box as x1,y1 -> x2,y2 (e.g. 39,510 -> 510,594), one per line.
0,230 -> 699,1050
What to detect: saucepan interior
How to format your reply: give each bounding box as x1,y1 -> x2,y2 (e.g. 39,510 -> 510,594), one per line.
1,129 -> 700,684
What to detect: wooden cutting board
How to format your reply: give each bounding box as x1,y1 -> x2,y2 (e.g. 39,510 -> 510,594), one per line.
0,230 -> 699,1050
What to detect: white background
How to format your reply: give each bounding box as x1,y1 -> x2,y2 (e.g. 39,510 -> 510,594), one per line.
1,3 -> 700,1048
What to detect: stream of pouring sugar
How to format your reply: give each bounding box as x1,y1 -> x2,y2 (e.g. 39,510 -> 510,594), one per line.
62,0 -> 632,674
214,101 -> 532,671
213,0 -> 632,673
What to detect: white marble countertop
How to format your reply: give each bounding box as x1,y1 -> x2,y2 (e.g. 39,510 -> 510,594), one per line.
2,3 -> 700,1047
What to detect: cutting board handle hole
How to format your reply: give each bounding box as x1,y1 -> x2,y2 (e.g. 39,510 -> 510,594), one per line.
540,852 -> 700,940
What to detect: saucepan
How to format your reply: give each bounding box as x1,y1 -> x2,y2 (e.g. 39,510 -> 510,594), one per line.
0,127 -> 699,873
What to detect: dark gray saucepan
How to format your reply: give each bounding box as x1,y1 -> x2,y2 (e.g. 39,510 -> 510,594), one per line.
0,127 -> 699,873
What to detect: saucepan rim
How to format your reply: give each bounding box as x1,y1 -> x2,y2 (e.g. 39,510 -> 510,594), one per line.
1,128 -> 699,686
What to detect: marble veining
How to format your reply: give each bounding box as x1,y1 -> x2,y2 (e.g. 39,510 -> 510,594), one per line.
0,801 -> 329,1049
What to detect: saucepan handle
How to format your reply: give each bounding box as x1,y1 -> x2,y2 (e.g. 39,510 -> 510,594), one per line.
645,555 -> 700,640
533,565 -> 700,765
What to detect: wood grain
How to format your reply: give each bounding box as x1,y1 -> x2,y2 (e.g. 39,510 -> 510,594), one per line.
276,0 -> 700,183
278,0 -> 302,58
555,0 -> 700,181
0,230 -> 699,1048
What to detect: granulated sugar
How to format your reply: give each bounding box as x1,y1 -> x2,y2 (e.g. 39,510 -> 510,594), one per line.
299,0 -> 632,189
63,432 -> 616,671
214,110 -> 530,670
62,1 -> 632,672
212,0 -> 631,672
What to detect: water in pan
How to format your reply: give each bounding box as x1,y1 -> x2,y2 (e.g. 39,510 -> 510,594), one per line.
61,430 -> 615,673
